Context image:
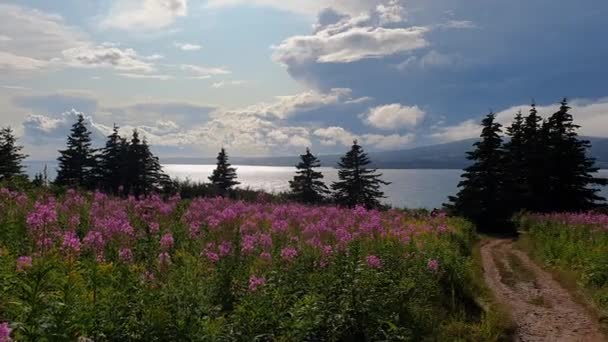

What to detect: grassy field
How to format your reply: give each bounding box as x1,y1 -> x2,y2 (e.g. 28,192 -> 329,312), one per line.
516,213 -> 608,324
0,188 -> 507,341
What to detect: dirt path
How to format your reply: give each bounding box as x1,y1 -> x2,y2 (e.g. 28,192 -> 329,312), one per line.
481,239 -> 606,342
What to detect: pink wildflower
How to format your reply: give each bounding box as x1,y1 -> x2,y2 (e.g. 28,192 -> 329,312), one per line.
16,256 -> 32,272
427,259 -> 440,272
160,233 -> 174,250
219,241 -> 232,257
366,255 -> 382,269
61,231 -> 81,256
0,322 -> 11,342
280,247 -> 298,262
205,251 -> 220,264
259,251 -> 272,261
119,248 -> 133,263
248,275 -> 266,292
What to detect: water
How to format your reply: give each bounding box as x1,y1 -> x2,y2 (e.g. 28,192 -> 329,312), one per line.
163,165 -> 608,209
24,162 -> 608,209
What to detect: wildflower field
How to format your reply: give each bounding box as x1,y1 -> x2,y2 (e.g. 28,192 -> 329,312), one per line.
517,212 -> 608,314
0,189 -> 500,341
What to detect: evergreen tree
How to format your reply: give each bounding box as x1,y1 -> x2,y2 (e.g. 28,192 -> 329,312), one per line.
520,103 -> 550,212
289,148 -> 329,204
55,114 -> 97,188
332,141 -> 389,209
502,111 -> 527,212
124,130 -> 169,197
0,127 -> 27,180
97,125 -> 129,194
544,98 -> 607,211
209,148 -> 240,196
445,113 -> 507,230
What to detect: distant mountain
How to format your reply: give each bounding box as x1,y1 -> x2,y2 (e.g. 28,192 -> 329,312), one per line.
162,137 -> 608,169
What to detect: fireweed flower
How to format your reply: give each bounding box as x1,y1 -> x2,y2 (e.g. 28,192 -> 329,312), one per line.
0,322 -> 11,342
160,233 -> 174,250
16,256 -> 32,272
427,259 -> 440,272
280,247 -> 298,262
248,275 -> 266,292
366,255 -> 382,269
205,251 -> 220,264
119,248 -> 134,263
61,231 -> 81,257
219,241 -> 232,257
259,251 -> 272,261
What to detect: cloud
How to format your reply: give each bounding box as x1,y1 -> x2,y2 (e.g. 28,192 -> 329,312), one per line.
362,103 -> 425,129
205,0 -> 388,16
23,109 -> 108,145
273,14 -> 429,64
100,0 -> 188,31
61,45 -> 155,73
243,88 -> 364,119
376,0 -> 406,24
431,98 -> 608,143
180,64 -> 231,78
118,73 -> 174,80
314,126 -> 414,150
0,52 -> 48,71
174,42 -> 201,51
211,80 -> 250,89
13,92 -> 99,116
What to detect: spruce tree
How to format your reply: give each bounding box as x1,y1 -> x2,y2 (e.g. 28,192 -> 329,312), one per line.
209,148 -> 240,196
445,113 -> 507,231
97,125 -> 129,194
332,140 -> 389,209
520,103 -> 550,212
544,98 -> 607,211
289,148 -> 329,204
502,111 -> 527,212
0,127 -> 27,181
124,130 -> 169,197
55,114 -> 97,189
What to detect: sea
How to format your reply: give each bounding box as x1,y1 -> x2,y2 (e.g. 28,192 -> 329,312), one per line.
24,162 -> 608,209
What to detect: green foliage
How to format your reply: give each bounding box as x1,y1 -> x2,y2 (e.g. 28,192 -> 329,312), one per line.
55,114 -> 98,189
516,214 -> 608,316
332,140 -> 390,209
0,127 -> 27,181
289,148 -> 329,204
446,113 -> 509,232
209,148 -> 240,197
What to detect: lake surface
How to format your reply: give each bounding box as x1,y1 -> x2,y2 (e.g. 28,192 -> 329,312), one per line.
164,165 -> 608,209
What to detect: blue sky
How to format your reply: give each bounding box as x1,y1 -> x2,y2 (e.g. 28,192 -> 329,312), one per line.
1,0 -> 607,159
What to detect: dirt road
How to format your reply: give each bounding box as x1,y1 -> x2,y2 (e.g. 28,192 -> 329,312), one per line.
481,239 -> 606,341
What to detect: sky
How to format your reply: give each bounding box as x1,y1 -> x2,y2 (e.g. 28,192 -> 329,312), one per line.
1,0 -> 608,159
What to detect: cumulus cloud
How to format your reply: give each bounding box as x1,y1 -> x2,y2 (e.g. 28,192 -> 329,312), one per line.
61,45 -> 156,73
376,0 -> 406,24
244,88 -> 365,119
362,103 -> 425,129
273,14 -> 429,64
118,73 -> 174,80
211,80 -> 250,89
174,42 -> 201,51
314,126 -> 414,150
23,109 -> 108,145
0,52 -> 48,71
206,0 -> 388,16
431,98 -> 608,143
100,0 -> 188,31
181,64 -> 231,78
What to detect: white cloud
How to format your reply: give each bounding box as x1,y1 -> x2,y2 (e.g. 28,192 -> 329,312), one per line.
174,42 -> 201,51
431,98 -> 608,143
181,64 -> 231,78
100,0 -> 188,31
145,54 -> 165,61
273,11 -> 428,64
61,45 -> 156,73
0,35 -> 12,41
1,85 -> 30,91
211,80 -> 250,89
314,126 -> 413,149
118,73 -> 174,80
206,0 -> 388,16
362,103 -> 425,129
244,88 -> 363,119
0,52 -> 48,71
376,0 -> 406,24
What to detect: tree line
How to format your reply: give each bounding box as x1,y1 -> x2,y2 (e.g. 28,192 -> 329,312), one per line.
0,115 -> 390,208
446,99 -> 607,233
